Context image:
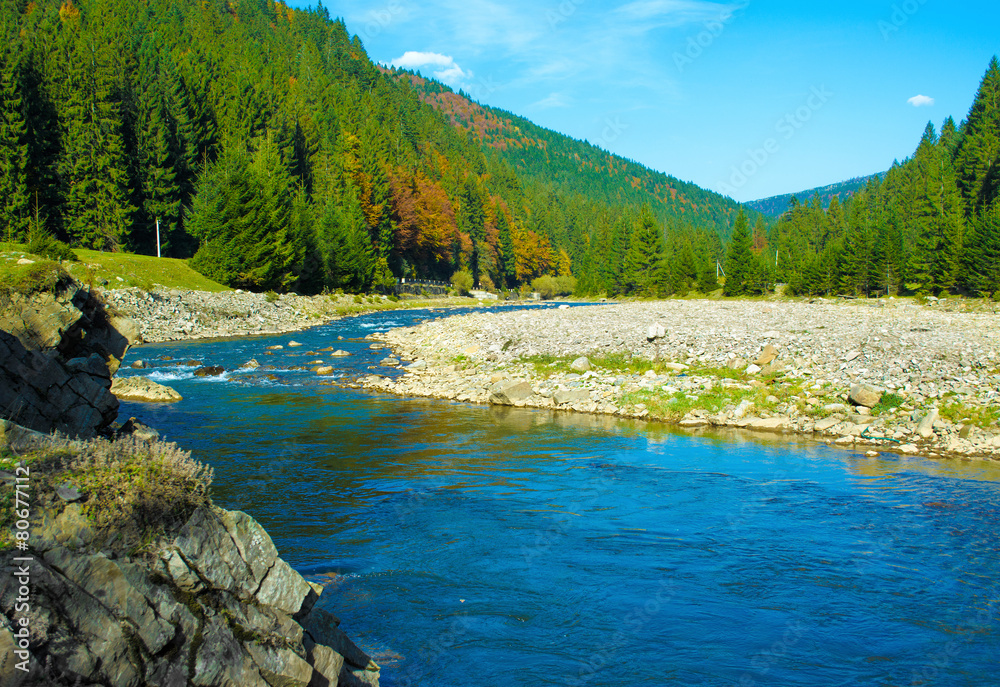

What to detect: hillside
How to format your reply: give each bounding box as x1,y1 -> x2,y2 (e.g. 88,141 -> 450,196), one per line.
395,72 -> 746,235
0,0 -> 751,301
746,173 -> 885,218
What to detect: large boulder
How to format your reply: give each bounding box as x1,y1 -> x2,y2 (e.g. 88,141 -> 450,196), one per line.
754,344 -> 779,367
110,376 -> 182,403
488,380 -> 533,405
0,280 -> 137,438
849,384 -> 882,408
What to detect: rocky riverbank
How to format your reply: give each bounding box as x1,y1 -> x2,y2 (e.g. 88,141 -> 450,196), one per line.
100,287 -> 481,344
1,273 -> 381,686
354,298 -> 1000,461
100,288 -> 372,343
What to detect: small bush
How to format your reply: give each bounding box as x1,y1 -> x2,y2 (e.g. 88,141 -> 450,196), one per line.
480,275 -> 495,292
26,226 -> 78,262
872,392 -> 905,415
265,290 -> 279,303
0,260 -> 74,299
388,294 -> 399,302
531,274 -> 576,299
0,435 -> 213,553
451,270 -> 474,295
353,294 -> 364,304
63,435 -> 213,549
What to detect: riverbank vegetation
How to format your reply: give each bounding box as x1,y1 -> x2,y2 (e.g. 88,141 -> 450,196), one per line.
0,432 -> 213,553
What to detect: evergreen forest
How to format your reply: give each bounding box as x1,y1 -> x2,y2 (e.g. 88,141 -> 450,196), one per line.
0,0 -> 998,300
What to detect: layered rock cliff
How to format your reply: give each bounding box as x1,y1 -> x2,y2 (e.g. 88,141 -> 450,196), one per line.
1,276 -> 381,686
0,488 -> 378,686
0,279 -> 137,438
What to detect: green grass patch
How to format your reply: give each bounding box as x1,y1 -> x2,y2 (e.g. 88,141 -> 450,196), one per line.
69,248 -> 229,292
620,385 -> 761,421
0,259 -> 73,299
937,400 -> 1000,428
872,392 -> 905,416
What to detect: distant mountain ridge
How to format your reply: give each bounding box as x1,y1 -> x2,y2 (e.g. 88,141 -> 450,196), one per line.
747,173 -> 885,218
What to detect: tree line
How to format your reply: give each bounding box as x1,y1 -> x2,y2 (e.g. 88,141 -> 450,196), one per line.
722,57 -> 1000,299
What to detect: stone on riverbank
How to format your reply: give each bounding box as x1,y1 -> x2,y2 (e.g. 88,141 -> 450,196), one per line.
917,409 -> 939,438
489,380 -> 533,406
110,376 -> 182,403
570,356 -> 591,372
849,384 -> 882,408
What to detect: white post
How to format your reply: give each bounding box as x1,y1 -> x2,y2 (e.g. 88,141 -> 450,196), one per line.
156,218 -> 161,258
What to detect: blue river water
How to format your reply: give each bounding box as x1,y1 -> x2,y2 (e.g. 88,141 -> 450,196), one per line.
117,306 -> 1000,687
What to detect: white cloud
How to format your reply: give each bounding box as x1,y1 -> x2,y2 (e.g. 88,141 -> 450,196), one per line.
907,94 -> 935,107
390,51 -> 472,86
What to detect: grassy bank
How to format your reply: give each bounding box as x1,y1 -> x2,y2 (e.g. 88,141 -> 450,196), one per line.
1,243 -> 229,293
0,434 -> 212,553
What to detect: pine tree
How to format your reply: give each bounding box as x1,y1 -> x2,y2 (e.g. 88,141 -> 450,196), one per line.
723,208 -> 753,296
0,46 -> 29,244
625,206 -> 665,296
954,57 -> 1000,214
908,123 -> 964,293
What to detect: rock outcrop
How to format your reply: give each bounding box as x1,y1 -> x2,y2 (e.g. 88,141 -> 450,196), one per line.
0,495 -> 379,687
0,281 -> 137,438
111,376 -> 183,403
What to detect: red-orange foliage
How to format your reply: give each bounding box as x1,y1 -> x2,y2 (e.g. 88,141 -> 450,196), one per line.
390,169 -> 459,264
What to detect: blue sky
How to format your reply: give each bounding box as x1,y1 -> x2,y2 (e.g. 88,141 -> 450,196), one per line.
297,0 -> 998,203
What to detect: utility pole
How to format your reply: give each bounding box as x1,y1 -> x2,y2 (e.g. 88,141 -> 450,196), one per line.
156,218 -> 161,259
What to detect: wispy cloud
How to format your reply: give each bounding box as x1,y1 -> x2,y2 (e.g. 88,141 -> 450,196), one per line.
390,51 -> 472,86
907,94 -> 935,107
616,0 -> 746,27
530,92 -> 573,109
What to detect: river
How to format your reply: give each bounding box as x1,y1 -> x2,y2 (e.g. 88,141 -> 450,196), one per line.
118,306 -> 1000,686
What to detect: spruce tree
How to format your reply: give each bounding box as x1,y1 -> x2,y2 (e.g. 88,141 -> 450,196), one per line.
60,33 -> 133,250
0,46 -> 29,244
625,206 -> 666,296
908,123 -> 964,293
954,57 -> 1000,214
966,203 -> 1000,297
723,208 -> 753,296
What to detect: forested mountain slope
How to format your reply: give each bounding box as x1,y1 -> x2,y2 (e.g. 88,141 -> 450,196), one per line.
0,0 -> 742,297
396,73 -> 746,234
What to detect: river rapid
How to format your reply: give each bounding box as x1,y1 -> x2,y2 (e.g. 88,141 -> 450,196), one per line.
117,306 -> 1000,687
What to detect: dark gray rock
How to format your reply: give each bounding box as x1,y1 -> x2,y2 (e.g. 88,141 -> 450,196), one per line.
0,281 -> 136,438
